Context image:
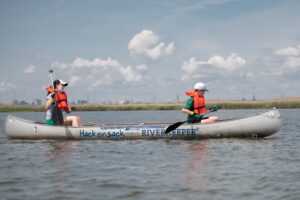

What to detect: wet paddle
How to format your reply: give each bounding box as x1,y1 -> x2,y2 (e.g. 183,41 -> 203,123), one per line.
165,107 -> 218,134
49,70 -> 54,88
48,69 -> 61,125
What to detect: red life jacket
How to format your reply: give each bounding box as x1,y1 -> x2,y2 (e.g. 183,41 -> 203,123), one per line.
46,86 -> 69,112
185,90 -> 206,114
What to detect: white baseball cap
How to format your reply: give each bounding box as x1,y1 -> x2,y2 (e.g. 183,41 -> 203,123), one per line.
194,82 -> 208,91
53,79 -> 68,87
59,80 -> 68,86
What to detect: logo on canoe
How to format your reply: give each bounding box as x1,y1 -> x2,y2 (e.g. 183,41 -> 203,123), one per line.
79,130 -> 125,138
141,128 -> 197,137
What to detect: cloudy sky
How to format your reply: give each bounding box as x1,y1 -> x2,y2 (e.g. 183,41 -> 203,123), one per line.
1,0 -> 300,103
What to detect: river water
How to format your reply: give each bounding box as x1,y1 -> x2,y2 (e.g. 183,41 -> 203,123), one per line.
0,109 -> 299,200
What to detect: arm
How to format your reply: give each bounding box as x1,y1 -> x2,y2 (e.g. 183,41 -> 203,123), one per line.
45,98 -> 53,110
182,108 -> 194,115
66,106 -> 72,113
45,93 -> 55,110
182,98 -> 194,115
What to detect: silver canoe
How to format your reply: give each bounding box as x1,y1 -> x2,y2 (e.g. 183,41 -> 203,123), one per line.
5,108 -> 281,140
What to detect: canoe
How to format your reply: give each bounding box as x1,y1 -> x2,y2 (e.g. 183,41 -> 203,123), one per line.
5,108 -> 281,140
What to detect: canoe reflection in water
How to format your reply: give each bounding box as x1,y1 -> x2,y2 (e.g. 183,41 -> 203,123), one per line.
42,141 -> 80,195
46,141 -> 79,160
182,140 -> 212,191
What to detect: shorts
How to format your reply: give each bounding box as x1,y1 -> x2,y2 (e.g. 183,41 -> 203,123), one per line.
45,119 -> 55,125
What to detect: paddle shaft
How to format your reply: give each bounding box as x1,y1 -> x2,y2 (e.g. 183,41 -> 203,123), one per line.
49,70 -> 54,89
165,109 -> 216,134
185,109 -> 215,123
48,70 -> 56,105
48,70 -> 60,124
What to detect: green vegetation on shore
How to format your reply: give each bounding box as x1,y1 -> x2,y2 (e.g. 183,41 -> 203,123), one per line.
208,98 -> 300,109
0,105 -> 45,112
1,98 -> 300,112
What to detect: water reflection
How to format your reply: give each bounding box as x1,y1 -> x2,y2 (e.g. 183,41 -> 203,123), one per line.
46,141 -> 78,160
43,141 -> 80,198
182,140 -> 213,191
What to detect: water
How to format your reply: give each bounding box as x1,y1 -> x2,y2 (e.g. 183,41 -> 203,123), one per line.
0,109 -> 299,200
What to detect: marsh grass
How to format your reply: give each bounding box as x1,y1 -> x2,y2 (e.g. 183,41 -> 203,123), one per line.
208,98 -> 300,109
0,105 -> 44,112
1,98 -> 300,112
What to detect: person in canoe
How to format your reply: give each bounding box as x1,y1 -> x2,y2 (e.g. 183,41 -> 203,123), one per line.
45,79 -> 82,127
182,82 -> 219,123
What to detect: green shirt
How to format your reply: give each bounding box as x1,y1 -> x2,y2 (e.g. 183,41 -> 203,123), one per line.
183,98 -> 195,120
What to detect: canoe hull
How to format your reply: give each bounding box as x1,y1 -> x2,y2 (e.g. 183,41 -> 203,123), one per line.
5,108 -> 281,140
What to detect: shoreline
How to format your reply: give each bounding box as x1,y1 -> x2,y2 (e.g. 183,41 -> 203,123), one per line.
1,98 -> 300,112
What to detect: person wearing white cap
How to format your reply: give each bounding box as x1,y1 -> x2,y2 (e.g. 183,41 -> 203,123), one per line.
45,79 -> 82,127
182,82 -> 218,123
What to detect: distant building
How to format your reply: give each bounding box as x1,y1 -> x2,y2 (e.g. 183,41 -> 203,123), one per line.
77,100 -> 88,104
116,100 -> 131,104
32,99 -> 42,106
12,100 -> 29,105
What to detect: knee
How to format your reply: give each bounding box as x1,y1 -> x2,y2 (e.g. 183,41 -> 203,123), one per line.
75,116 -> 82,126
69,116 -> 80,121
212,116 -> 219,121
75,116 -> 81,122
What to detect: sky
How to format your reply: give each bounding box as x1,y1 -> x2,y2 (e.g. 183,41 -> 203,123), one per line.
0,0 -> 300,103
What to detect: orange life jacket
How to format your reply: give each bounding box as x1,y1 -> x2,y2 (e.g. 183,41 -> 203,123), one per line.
185,90 -> 206,114
55,91 -> 69,111
46,86 -> 69,111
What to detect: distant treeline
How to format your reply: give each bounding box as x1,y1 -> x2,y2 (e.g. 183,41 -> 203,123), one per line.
1,98 -> 300,112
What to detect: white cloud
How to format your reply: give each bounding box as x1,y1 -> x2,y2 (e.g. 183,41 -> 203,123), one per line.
69,75 -> 82,85
0,81 -> 16,92
24,65 -> 36,74
72,57 -> 120,69
163,42 -> 175,55
208,53 -> 246,72
284,56 -> 300,68
128,30 -> 175,60
51,57 -> 146,87
274,45 -> 300,69
182,53 -> 246,74
52,61 -> 69,70
182,57 -> 206,74
136,64 -> 147,71
274,45 -> 300,56
93,74 -> 113,86
120,66 -> 142,82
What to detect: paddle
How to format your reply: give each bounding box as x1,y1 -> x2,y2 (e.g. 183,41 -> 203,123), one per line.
165,106 -> 219,134
48,69 -> 61,125
49,70 -> 55,89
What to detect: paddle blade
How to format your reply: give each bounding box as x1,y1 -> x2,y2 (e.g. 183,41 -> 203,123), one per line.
165,121 -> 186,134
208,105 -> 220,112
